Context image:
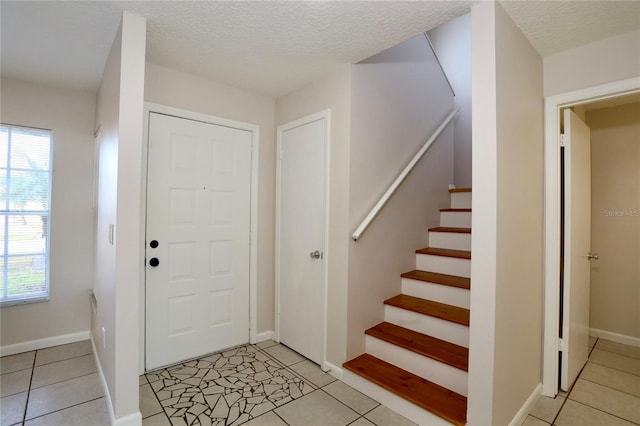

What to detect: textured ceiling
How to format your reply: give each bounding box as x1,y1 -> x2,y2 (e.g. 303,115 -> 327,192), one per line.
1,1 -> 639,98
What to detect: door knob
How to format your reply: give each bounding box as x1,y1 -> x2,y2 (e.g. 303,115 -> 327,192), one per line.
309,250 -> 322,260
587,253 -> 599,260
149,258 -> 160,267
149,240 -> 159,248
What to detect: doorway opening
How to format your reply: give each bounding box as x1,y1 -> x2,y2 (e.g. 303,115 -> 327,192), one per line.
542,78 -> 640,396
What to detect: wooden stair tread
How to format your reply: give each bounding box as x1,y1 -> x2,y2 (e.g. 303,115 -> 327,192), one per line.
448,187 -> 472,193
385,295 -> 470,326
366,322 -> 468,371
440,208 -> 471,212
401,270 -> 470,290
429,227 -> 471,234
343,354 -> 467,426
416,247 -> 471,259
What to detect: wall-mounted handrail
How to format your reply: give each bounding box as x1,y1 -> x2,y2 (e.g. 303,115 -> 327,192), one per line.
424,32 -> 455,97
351,106 -> 459,242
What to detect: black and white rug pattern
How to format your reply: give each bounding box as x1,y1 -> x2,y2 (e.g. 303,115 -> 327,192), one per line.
146,344 -> 316,426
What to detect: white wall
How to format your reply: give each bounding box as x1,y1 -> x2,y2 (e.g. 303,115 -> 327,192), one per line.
544,30 -> 640,97
468,2 -> 544,424
347,34 -> 454,359
275,66 -> 351,368
428,13 -> 472,187
0,78 -> 96,348
93,11 -> 146,422
587,103 -> 640,340
144,62 -> 276,336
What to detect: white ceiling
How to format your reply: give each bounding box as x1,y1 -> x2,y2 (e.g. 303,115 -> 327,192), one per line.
1,1 -> 639,98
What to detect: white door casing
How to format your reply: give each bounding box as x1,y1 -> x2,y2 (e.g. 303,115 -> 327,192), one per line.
276,111 -> 329,366
561,109 -> 592,391
145,112 -> 252,370
542,79 -> 639,397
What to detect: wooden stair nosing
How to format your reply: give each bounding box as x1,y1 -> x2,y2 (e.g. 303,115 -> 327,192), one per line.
384,294 -> 470,326
416,247 -> 471,259
401,270 -> 470,290
448,187 -> 472,193
428,227 -> 472,234
440,208 -> 472,212
343,354 -> 467,426
366,322 -> 468,371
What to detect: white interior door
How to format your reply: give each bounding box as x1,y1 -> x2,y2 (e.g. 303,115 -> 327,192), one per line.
146,112 -> 252,370
561,109 -> 592,390
277,113 -> 327,365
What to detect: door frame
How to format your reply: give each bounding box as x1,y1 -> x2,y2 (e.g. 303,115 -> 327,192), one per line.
139,102 -> 260,373
542,77 -> 639,396
275,109 -> 331,369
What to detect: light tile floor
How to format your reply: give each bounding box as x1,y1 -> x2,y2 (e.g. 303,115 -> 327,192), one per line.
139,340 -> 414,426
0,340 -> 109,426
3,337 -> 638,426
524,337 -> 640,426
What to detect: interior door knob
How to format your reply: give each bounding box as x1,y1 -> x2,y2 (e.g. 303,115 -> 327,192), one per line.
149,258 -> 160,267
587,253 -> 599,260
309,250 -> 322,259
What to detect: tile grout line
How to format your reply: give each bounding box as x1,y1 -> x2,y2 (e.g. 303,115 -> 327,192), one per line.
21,397 -> 105,424
21,350 -> 37,425
576,376 -> 640,399
559,397 -> 640,425
141,375 -> 172,423
32,352 -> 94,369
28,370 -> 99,392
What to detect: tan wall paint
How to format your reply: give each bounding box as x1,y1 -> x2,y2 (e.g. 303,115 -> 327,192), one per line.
0,78 -> 96,347
275,67 -> 351,367
587,103 -> 640,339
544,30 -> 640,97
92,11 -> 146,420
468,2 -> 544,424
347,34 -> 454,359
144,62 -> 276,335
493,3 -> 544,424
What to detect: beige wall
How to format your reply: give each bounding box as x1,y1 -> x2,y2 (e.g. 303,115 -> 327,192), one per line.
347,34 -> 454,359
0,78 -> 96,347
587,102 -> 640,339
275,67 -> 351,367
92,11 -> 146,421
428,13 -> 473,188
468,2 -> 544,424
544,30 -> 640,97
144,62 -> 276,335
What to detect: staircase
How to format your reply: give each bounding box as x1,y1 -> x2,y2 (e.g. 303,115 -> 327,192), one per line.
344,188 -> 472,426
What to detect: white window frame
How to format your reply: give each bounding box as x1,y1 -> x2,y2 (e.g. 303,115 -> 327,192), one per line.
0,124 -> 52,307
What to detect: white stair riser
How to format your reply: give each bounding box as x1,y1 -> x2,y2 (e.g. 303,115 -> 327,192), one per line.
450,192 -> 472,209
402,278 -> 470,309
429,232 -> 471,251
416,254 -> 470,278
440,211 -> 472,228
343,370 -> 454,426
366,335 -> 468,396
385,305 -> 469,347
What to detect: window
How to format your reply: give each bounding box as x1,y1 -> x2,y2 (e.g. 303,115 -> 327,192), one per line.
0,124 -> 52,306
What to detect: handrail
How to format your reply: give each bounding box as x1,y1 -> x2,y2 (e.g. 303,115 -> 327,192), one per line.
424,32 -> 455,97
351,106 -> 459,242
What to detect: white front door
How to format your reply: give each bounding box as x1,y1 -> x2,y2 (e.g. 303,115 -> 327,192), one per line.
561,109 -> 592,390
276,112 -> 328,365
146,112 -> 252,370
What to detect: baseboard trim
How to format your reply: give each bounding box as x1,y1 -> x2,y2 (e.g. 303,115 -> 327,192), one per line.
90,335 -> 143,426
253,330 -> 274,344
590,328 -> 640,348
0,330 -> 90,357
509,383 -> 542,426
91,334 -> 115,425
323,361 -> 344,380
113,411 -> 143,426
